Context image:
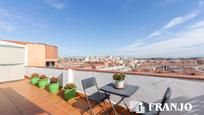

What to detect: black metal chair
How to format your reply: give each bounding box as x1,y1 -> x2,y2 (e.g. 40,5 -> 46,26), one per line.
81,77 -> 110,115
132,87 -> 171,115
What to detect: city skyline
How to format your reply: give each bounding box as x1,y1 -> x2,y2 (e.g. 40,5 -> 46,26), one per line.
0,0 -> 204,57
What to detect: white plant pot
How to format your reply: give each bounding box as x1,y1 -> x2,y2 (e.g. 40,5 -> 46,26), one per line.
116,80 -> 124,88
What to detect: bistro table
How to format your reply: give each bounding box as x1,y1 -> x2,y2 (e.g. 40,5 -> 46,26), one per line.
100,83 -> 139,115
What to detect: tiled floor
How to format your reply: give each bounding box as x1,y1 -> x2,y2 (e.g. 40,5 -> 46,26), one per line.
0,79 -> 128,115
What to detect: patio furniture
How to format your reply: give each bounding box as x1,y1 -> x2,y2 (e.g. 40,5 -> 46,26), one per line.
100,83 -> 139,115
134,87 -> 172,115
81,77 -> 110,115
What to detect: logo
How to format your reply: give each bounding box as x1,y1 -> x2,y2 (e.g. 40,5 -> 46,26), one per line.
129,101 -> 145,113
129,100 -> 193,113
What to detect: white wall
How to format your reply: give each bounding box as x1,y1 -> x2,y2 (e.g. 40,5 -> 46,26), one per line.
25,67 -> 66,86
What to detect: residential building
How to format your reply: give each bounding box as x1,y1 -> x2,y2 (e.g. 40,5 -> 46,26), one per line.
3,40 -> 58,67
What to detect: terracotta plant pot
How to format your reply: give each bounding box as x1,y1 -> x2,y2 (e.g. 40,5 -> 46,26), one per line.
64,88 -> 76,100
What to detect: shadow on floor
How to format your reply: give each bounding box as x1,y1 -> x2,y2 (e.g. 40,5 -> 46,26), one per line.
153,94 -> 204,115
71,95 -> 129,115
0,88 -> 51,115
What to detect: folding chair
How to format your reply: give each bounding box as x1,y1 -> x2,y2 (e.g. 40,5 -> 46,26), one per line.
81,77 -> 110,115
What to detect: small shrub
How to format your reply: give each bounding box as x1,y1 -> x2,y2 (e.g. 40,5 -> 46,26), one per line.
31,73 -> 39,79
50,77 -> 59,84
39,74 -> 47,79
64,83 -> 76,90
113,72 -> 126,81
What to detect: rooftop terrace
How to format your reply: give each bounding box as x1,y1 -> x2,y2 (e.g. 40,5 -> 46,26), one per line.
0,66 -> 204,115
0,79 -> 128,115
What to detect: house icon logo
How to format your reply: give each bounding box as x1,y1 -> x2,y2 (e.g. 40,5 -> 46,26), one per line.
129,101 -> 145,113
134,101 -> 145,113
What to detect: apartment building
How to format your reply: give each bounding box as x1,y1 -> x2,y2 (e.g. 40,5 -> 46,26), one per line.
3,40 -> 58,67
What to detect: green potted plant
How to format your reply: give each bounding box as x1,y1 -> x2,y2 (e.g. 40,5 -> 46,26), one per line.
48,77 -> 60,93
30,73 -> 39,85
113,73 -> 126,88
37,74 -> 48,89
64,83 -> 76,100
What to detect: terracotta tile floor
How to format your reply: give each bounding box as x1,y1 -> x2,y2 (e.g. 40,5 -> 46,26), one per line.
0,79 -> 129,115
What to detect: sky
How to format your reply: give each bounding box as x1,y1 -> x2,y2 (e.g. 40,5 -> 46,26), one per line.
0,0 -> 204,58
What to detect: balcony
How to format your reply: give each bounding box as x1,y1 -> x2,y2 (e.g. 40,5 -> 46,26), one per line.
1,66 -> 204,115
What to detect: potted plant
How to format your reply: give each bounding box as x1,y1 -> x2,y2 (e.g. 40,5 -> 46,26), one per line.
30,73 -> 39,85
37,74 -> 48,89
48,77 -> 60,93
113,73 -> 126,88
64,83 -> 76,100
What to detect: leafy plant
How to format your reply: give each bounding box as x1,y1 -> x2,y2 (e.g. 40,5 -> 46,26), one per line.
31,73 -> 39,78
64,83 -> 76,89
39,74 -> 47,79
50,77 -> 59,84
113,73 -> 126,81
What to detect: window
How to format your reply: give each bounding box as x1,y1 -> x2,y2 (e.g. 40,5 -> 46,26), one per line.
46,61 -> 55,67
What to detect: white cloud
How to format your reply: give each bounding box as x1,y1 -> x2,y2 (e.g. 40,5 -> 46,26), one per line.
44,0 -> 66,10
122,20 -> 204,57
146,12 -> 197,39
123,42 -> 144,51
123,1 -> 204,57
163,0 -> 204,30
190,20 -> 204,28
148,31 -> 161,38
145,1 -> 204,40
163,12 -> 198,29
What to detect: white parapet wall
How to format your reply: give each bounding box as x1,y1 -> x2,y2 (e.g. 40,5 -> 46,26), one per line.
25,67 -> 204,115
25,67 -> 67,86
72,70 -> 204,115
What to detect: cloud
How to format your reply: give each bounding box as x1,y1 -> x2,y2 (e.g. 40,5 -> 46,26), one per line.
146,12 -> 197,39
122,20 -> 204,57
44,0 -> 66,10
163,0 -> 204,30
122,1 -> 204,57
145,0 -> 204,40
163,12 -> 198,29
148,31 -> 161,38
123,42 -> 144,51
